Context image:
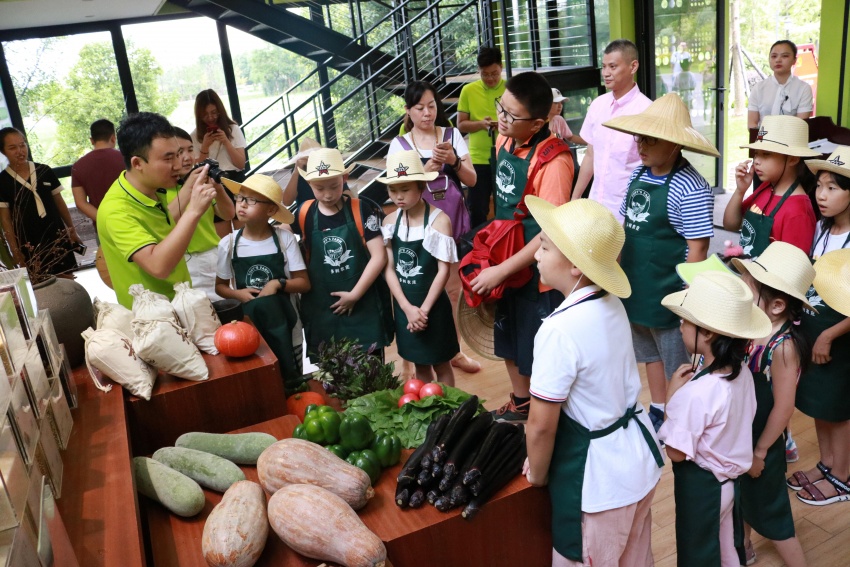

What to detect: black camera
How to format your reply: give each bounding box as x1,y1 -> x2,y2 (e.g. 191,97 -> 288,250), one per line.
190,158 -> 226,184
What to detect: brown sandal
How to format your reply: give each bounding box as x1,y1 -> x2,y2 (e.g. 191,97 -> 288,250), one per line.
787,461 -> 830,491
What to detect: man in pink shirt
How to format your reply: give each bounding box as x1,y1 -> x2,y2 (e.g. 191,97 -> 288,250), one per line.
571,40 -> 651,222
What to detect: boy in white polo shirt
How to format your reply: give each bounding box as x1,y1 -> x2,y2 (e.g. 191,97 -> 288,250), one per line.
523,197 -> 663,567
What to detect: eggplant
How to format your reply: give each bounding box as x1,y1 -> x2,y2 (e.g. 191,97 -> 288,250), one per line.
408,488 -> 426,508
398,413 -> 450,483
431,462 -> 443,478
431,395 -> 479,464
442,413 -> 494,481
395,476 -> 416,508
462,434 -> 527,521
448,480 -> 471,508
426,489 -> 440,505
417,467 -> 437,488
462,423 -> 521,485
433,495 -> 457,512
438,474 -> 453,493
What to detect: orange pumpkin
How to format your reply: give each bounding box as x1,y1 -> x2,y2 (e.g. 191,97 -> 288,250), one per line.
214,321 -> 260,357
286,392 -> 326,422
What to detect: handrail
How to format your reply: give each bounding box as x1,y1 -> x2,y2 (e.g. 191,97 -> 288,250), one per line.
241,95 -> 283,129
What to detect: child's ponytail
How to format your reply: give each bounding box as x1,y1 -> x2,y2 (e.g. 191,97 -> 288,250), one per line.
784,297 -> 811,374
704,334 -> 749,381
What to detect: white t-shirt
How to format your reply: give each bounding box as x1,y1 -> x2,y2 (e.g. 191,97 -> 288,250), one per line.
380,207 -> 458,263
529,285 -> 662,512
811,220 -> 850,260
748,75 -> 814,124
387,127 -> 469,160
216,227 -> 306,282
191,123 -> 247,172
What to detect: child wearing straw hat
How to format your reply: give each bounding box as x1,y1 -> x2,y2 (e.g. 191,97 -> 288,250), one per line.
294,148 -> 394,358
215,174 -> 311,391
603,92 -> 719,433
658,271 -> 768,567
731,242 -> 813,566
787,149 -> 850,507
522,196 -> 663,567
377,150 -> 460,385
723,114 -> 820,257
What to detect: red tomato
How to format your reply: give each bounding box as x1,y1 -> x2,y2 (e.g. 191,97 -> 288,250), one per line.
419,382 -> 444,398
403,379 -> 426,396
398,393 -> 420,407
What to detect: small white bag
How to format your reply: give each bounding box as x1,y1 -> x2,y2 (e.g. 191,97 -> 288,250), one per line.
129,284 -> 179,323
82,327 -> 158,400
93,297 -> 134,337
132,318 -> 209,381
171,282 -> 221,355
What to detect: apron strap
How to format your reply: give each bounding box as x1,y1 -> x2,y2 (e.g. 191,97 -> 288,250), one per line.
393,201 -> 430,238
588,403 -> 665,468
764,182 -> 798,219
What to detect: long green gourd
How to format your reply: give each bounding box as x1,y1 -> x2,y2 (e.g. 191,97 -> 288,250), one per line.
175,432 -> 277,464
133,457 -> 205,517
152,447 -> 246,492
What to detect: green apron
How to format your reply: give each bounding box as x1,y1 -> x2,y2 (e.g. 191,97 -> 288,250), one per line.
230,229 -> 301,390
740,323 -> 795,541
621,165 -> 687,329
671,369 -> 745,567
796,228 -> 850,421
391,202 -> 459,365
547,290 -> 664,562
299,199 -> 393,354
739,182 -> 797,258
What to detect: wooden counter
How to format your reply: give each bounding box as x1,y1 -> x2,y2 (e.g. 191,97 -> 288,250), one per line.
145,415 -> 553,567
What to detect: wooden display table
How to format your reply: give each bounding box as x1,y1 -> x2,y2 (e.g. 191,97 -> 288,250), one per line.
145,415 -> 553,567
126,337 -> 286,455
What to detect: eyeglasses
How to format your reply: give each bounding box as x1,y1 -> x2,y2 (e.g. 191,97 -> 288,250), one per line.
235,194 -> 273,206
633,134 -> 659,146
495,98 -> 536,125
203,110 -> 219,120
480,70 -> 502,79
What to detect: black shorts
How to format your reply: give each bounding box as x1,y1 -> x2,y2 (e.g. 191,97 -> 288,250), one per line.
494,288 -> 564,377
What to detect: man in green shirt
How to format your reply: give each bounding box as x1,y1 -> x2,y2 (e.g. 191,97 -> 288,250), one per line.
457,46 -> 506,228
97,112 -> 216,308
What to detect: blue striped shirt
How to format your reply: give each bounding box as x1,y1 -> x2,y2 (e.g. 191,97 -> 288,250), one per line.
619,161 -> 715,240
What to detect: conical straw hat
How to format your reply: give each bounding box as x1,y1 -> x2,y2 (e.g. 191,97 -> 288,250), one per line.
806,146 -> 850,178
661,271 -> 772,339
813,249 -> 850,317
740,115 -> 820,157
297,148 -> 355,181
731,241 -> 816,310
457,296 -> 503,361
376,150 -> 439,184
525,196 -> 631,297
221,174 -> 293,224
602,93 -> 720,157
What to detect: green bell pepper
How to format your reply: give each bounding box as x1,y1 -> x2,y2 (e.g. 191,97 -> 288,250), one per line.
302,407 -> 341,445
292,423 -> 309,441
325,444 -> 349,460
370,432 -> 402,467
339,414 -> 374,451
346,449 -> 382,485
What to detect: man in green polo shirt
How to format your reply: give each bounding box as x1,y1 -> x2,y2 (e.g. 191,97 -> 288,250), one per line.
97,112 -> 216,308
457,46 -> 506,228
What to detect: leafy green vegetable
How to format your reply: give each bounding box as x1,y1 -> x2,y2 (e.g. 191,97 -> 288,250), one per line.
314,338 -> 400,400
344,385 -> 485,448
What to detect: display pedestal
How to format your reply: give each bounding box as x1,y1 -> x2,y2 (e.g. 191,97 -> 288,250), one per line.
145,415 -> 553,567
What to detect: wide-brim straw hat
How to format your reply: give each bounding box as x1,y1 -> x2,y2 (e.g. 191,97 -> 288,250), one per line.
221,174 -> 294,224
740,115 -> 820,157
525,196 -> 631,298
676,254 -> 732,285
602,93 -> 720,157
805,145 -> 850,178
376,150 -> 439,185
813,249 -> 850,317
731,241 -> 816,310
456,296 -> 502,361
551,88 -> 566,103
297,148 -> 355,181
284,137 -> 322,168
662,271 -> 772,339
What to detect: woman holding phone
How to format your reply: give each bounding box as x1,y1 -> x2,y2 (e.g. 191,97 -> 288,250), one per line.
191,89 -> 248,183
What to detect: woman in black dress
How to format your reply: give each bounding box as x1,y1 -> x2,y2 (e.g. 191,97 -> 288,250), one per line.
0,128 -> 80,276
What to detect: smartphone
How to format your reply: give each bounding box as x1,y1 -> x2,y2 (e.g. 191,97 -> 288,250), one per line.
72,242 -> 87,256
207,125 -> 220,133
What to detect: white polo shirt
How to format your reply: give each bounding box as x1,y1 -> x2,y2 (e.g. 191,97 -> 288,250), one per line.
748,75 -> 814,124
530,285 -> 663,512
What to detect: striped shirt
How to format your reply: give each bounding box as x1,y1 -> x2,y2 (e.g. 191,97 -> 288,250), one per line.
619,161 -> 714,240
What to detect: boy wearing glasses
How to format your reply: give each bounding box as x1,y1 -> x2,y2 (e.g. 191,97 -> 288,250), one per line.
215,174 -> 310,390
603,93 -> 717,432
457,46 -> 506,228
469,71 -> 574,423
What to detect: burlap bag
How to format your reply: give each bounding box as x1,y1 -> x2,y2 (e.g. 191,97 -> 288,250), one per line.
93,297 -> 134,337
129,284 -> 180,323
171,282 -> 221,355
131,318 -> 209,381
82,327 -> 157,400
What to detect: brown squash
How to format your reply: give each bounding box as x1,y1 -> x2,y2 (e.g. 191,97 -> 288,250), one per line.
257,438 -> 374,510
202,481 -> 268,567
268,484 -> 387,567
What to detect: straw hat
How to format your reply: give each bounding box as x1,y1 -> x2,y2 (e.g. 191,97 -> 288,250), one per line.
661,271 -> 772,339
806,146 -> 850,178
675,254 -> 733,285
602,93 -> 720,157
813,249 -> 850,317
740,115 -> 820,157
456,296 -> 503,361
221,174 -> 294,224
731,241 -> 816,310
551,88 -> 566,103
297,148 -> 355,181
525,196 -> 631,298
376,150 -> 439,185
284,137 -> 322,168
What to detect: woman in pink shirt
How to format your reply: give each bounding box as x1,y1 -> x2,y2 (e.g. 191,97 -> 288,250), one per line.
658,271 -> 770,566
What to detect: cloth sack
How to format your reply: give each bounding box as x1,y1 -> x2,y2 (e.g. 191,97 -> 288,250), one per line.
171,282 -> 221,355
93,297 -> 134,337
132,318 -> 209,381
129,283 -> 180,323
82,327 -> 157,400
